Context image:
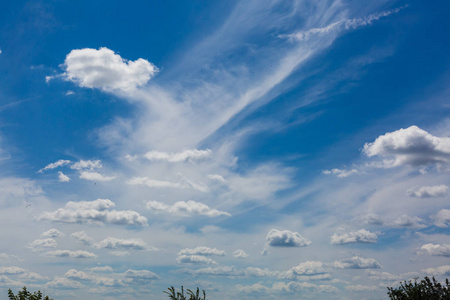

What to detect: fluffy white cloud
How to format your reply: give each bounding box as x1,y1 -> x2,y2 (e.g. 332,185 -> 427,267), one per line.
322,168 -> 358,178
41,228 -> 65,238
89,266 -> 113,273
189,266 -> 235,276
233,249 -> 249,259
38,159 -> 71,173
19,272 -> 49,281
63,47 -> 158,93
272,281 -> 339,293
244,267 -> 276,277
70,159 -> 102,171
79,171 -> 116,182
0,267 -> 26,275
432,209 -> 450,227
47,250 -> 97,259
58,171 -> 70,182
28,238 -> 57,251
65,269 -> 92,280
128,177 -> 207,192
345,285 -> 379,292
423,265 -> 450,276
38,199 -> 148,226
265,229 -> 312,248
71,231 -> 94,245
46,276 -> 84,290
288,261 -> 327,276
178,246 -> 226,256
94,237 -> 152,251
366,270 -> 400,281
363,126 -> 450,167
144,149 -> 212,162
176,255 -> 217,265
123,269 -> 160,281
418,244 -> 450,257
390,215 -> 427,228
331,229 -> 377,245
407,185 -> 448,198
333,256 -> 381,269
236,283 -> 271,294
146,200 -> 230,217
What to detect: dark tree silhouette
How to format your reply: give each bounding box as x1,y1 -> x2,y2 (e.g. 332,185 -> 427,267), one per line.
7,286 -> 53,300
387,276 -> 450,300
164,286 -> 205,300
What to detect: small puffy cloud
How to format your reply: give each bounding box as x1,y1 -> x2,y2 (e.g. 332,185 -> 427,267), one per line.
89,266 -> 113,273
333,256 -> 381,269
418,244 -> 450,257
423,265 -> 450,276
176,255 -> 218,265
390,215 -> 427,228
128,177 -> 184,189
0,253 -> 21,262
65,269 -> 92,281
38,159 -> 71,173
331,229 -> 377,245
38,199 -> 148,226
41,228 -> 65,238
28,238 -> 57,251
47,250 -> 97,259
288,261 -> 327,276
345,285 -> 379,292
272,281 -> 339,293
0,275 -> 24,287
146,200 -> 231,217
366,270 -> 400,281
179,246 -> 226,256
79,171 -> 116,182
144,149 -> 212,163
123,269 -> 160,281
71,231 -> 94,245
233,249 -> 249,259
63,47 -> 158,93
189,266 -> 236,276
236,283 -> 271,294
19,272 -> 49,281
94,237 -> 152,251
265,229 -> 312,248
244,267 -> 276,277
432,209 -> 450,227
407,185 -> 448,198
322,168 -> 358,178
46,276 -> 84,290
70,159 -> 102,171
58,171 -> 70,182
0,267 -> 26,275
363,126 -> 450,167
357,214 -> 384,226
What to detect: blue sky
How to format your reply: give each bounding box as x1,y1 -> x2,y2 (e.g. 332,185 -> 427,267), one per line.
1,0 -> 450,299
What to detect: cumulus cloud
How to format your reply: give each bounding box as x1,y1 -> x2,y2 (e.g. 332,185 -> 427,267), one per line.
264,229 -> 311,253
46,276 -> 84,290
363,126 -> 450,167
65,269 -> 92,281
79,171 -> 116,182
47,250 -> 97,259
322,168 -> 358,178
390,215 -> 427,228
331,229 -> 377,245
233,249 -> 249,259
128,177 -> 207,192
70,159 -> 102,171
37,199 -> 148,226
71,231 -> 94,245
333,256 -> 381,269
272,281 -> 339,293
176,255 -> 218,265
58,171 -> 70,182
123,269 -> 160,281
407,185 -> 448,198
89,266 -> 113,273
28,238 -> 57,251
345,285 -> 379,292
144,149 -> 212,162
357,214 -> 384,226
423,265 -> 450,276
63,47 -> 158,93
418,244 -> 450,257
41,229 -> 65,238
179,246 -> 226,256
38,159 -> 71,173
146,200 -> 230,217
432,209 -> 450,227
287,261 -> 327,276
94,237 -> 152,251
188,266 -> 236,276
0,267 -> 26,275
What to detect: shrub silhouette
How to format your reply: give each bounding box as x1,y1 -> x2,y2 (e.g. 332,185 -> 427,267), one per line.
164,286 -> 205,300
8,286 -> 53,300
387,276 -> 450,299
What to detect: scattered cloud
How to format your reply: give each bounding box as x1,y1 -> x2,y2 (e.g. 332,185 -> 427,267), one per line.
176,255 -> 218,265
123,269 -> 160,282
331,229 -> 377,245
70,160 -> 102,171
47,250 -> 97,259
28,238 -> 57,251
233,249 -> 249,259
390,215 -> 427,228
345,284 -> 379,292
38,159 -> 71,173
418,244 -> 450,257
0,267 -> 26,275
146,200 -> 231,217
79,171 -> 116,182
58,171 -> 70,182
432,209 -> 450,227
333,256 -> 381,269
423,265 -> 450,276
128,177 -> 207,191
62,47 -> 158,93
94,237 -> 153,251
272,281 -> 339,293
144,149 -> 212,163
407,185 -> 448,198
46,276 -> 84,290
179,246 -> 226,256
345,6 -> 407,29
285,261 -> 327,276
265,229 -> 312,247
322,168 -> 358,178
41,228 -> 65,238
89,266 -> 113,273
71,231 -> 94,245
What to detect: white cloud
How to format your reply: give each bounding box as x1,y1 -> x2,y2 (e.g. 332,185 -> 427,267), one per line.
70,159 -> 102,171
233,249 -> 249,259
176,255 -> 218,265
71,231 -> 94,245
432,209 -> 450,227
47,250 -> 97,259
123,269 -> 160,281
331,229 -> 377,245
41,228 -> 65,238
236,283 -> 271,294
19,272 -> 49,281
189,266 -> 235,276
0,253 -> 21,262
94,237 -> 152,251
345,6 -> 407,30
28,238 -> 57,251
128,177 -> 207,191
407,185 -> 448,198
146,200 -> 231,217
345,285 -> 379,292
366,270 -> 400,281
418,244 -> 450,257
244,267 -> 276,277
265,229 -> 312,248
38,199 -> 148,226
272,281 -> 339,293
390,215 -> 427,228
333,256 -> 381,269
363,126 -> 450,167
65,269 -> 92,281
79,171 -> 116,182
0,276 -> 24,287
144,149 -> 212,162
423,265 -> 450,276
38,159 -> 71,173
58,171 -> 70,182
63,47 -> 158,93
288,261 -> 327,276
89,266 -> 113,273
179,246 -> 226,256
0,267 -> 26,275
322,168 -> 358,178
357,213 -> 384,226
46,276 -> 84,290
